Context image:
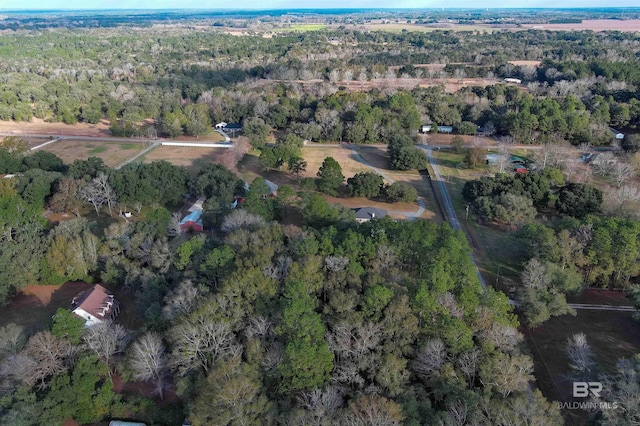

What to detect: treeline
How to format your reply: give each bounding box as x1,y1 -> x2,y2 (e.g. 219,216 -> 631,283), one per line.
1,27 -> 640,143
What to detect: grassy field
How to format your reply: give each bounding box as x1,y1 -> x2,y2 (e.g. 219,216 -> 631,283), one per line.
141,146 -> 234,175
301,145 -> 371,179
42,140 -> 146,167
273,23 -> 327,32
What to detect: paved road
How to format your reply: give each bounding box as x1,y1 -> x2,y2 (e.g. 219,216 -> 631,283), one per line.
346,145 -> 426,219
422,147 -> 487,289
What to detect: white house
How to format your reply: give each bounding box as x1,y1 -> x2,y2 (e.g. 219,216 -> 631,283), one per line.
71,284 -> 120,327
609,127 -> 625,140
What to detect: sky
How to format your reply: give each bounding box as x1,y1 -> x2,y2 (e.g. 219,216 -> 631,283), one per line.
5,1 -> 640,9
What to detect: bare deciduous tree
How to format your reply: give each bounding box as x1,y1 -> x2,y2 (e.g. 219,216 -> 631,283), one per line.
591,151 -> 616,176
169,316 -> 240,376
567,332 -> 595,380
129,332 -> 168,399
610,160 -> 636,187
83,321 -> 130,376
457,348 -> 482,388
0,323 -> 26,356
93,172 -> 117,216
412,338 -> 447,380
324,256 -> 350,273
21,331 -> 77,389
521,258 -> 550,290
604,184 -> 640,218
162,280 -> 201,320
221,209 -> 266,233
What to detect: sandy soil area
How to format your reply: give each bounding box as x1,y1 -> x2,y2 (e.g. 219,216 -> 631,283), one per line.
0,118 -> 111,137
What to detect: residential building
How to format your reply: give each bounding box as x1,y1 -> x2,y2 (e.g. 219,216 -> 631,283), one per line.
71,284 -> 120,327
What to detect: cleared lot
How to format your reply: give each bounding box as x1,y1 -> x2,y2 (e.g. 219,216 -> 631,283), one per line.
141,145 -> 235,174
42,140 -> 145,167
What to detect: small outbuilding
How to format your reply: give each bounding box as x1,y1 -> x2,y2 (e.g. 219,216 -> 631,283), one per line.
180,197 -> 205,233
353,207 -> 387,223
71,284 -> 120,327
609,128 -> 625,140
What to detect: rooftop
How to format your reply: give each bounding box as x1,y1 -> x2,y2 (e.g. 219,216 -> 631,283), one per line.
353,207 -> 388,220
71,284 -> 119,321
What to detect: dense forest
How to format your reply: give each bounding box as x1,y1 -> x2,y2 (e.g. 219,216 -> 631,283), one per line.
0,26 -> 639,145
0,150 -> 567,425
2,11 -> 640,425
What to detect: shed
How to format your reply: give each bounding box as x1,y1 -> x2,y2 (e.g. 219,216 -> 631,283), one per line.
609,128 -> 625,139
421,125 -> 432,133
437,126 -> 453,134
180,210 -> 204,233
504,78 -> 522,84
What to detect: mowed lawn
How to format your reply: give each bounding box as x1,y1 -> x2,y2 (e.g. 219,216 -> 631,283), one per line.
42,140 -> 145,167
141,145 -> 234,175
301,145 -> 371,179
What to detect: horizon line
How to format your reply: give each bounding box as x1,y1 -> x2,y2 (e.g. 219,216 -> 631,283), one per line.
3,7 -> 640,11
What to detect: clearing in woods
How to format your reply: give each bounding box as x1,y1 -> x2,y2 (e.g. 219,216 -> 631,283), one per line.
42,140 -> 145,167
141,145 -> 239,175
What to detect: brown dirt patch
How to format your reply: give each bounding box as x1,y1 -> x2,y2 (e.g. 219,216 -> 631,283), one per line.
521,19 -> 640,32
112,374 -> 179,404
0,282 -> 92,332
0,118 -> 111,137
525,309 -> 640,424
508,60 -> 542,67
42,140 -> 145,167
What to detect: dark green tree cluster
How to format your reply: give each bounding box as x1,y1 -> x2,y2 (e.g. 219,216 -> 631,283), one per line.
387,134 -> 428,171
463,169 -> 601,225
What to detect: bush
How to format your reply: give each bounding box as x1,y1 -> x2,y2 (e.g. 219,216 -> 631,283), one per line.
347,172 -> 384,198
385,182 -> 418,203
457,121 -> 477,135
